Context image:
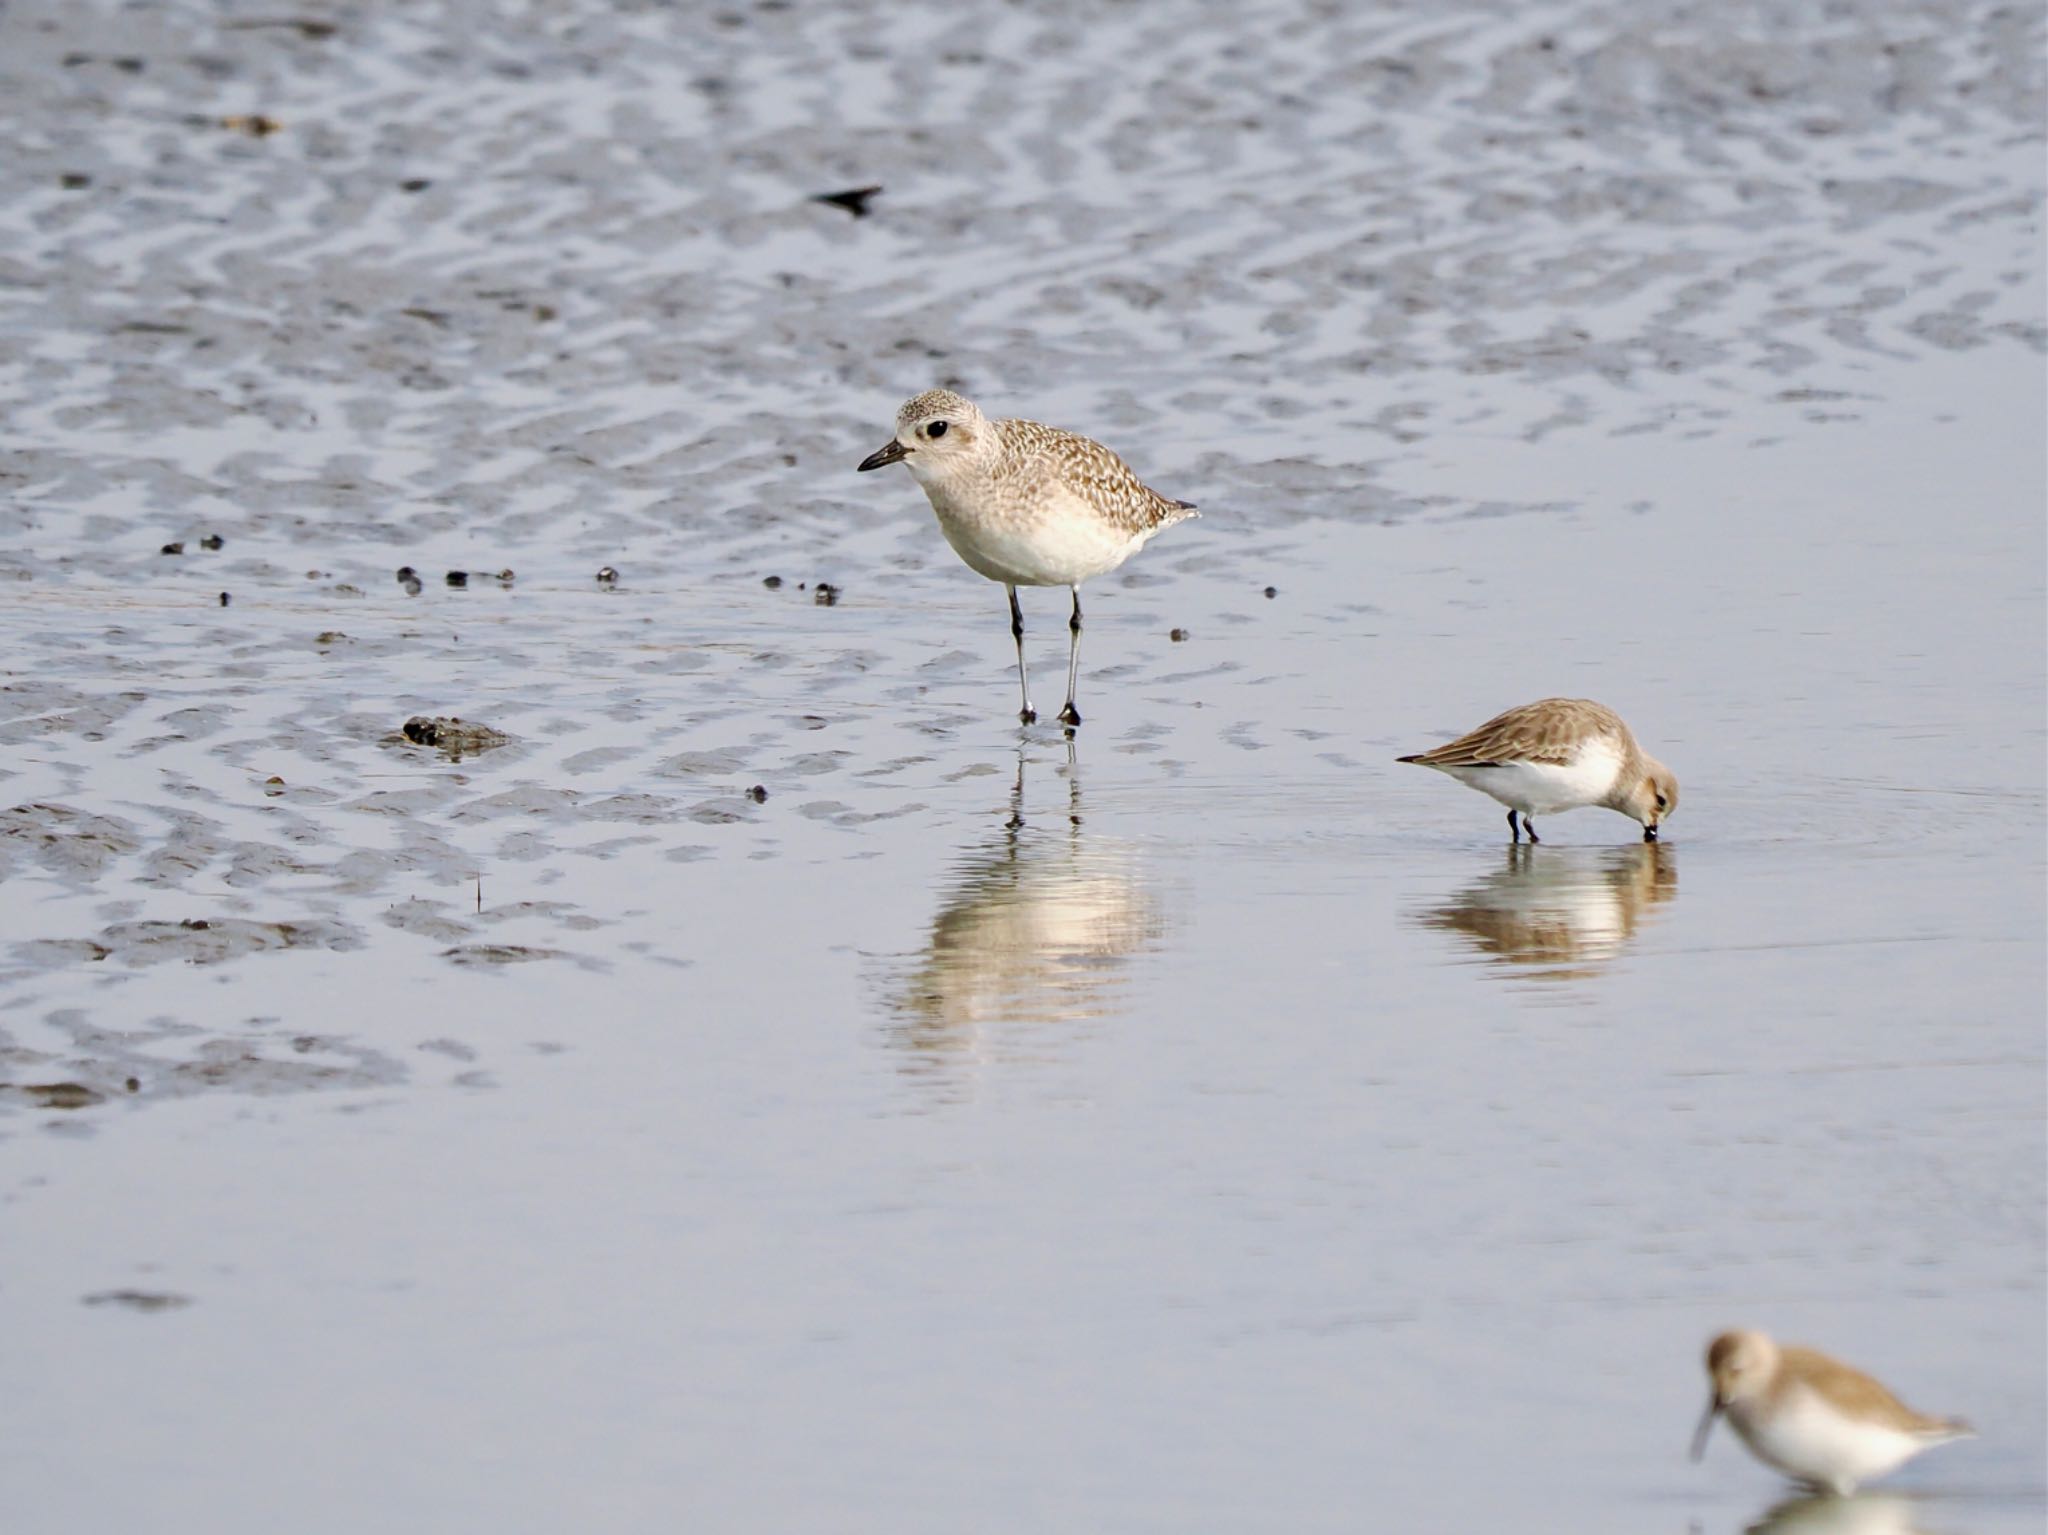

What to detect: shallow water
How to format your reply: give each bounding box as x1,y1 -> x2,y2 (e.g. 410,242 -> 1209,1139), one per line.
1,1 -> 2043,1530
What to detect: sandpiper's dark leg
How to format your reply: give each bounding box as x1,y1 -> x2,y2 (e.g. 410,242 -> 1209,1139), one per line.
1007,585 -> 1036,725
1507,808 -> 1520,842
1525,816 -> 1540,844
1057,587 -> 1083,730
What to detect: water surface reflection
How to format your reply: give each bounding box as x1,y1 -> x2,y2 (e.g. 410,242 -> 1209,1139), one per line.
882,750 -> 1166,1095
1410,843 -> 1677,983
1742,1492 -> 1938,1535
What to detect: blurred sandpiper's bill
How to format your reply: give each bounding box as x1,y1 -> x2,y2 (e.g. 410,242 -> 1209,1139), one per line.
1691,1329 -> 1972,1496
856,389 -> 1195,732
1397,697 -> 1677,843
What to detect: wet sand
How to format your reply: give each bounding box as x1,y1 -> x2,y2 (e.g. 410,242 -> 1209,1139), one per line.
1,1 -> 2042,1530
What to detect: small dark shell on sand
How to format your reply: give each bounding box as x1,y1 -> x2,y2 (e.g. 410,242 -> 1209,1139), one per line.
813,582 -> 840,606
445,570 -> 468,588
161,542 -> 184,555
219,592 -> 230,606
748,784 -> 769,803
1263,586 -> 1278,598
597,567 -> 618,584
1170,628 -> 1189,641
200,533 -> 224,550
762,575 -> 782,589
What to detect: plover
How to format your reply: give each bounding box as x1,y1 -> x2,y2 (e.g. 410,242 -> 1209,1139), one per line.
1396,697 -> 1678,843
1691,1329 -> 1972,1496
856,389 -> 1195,730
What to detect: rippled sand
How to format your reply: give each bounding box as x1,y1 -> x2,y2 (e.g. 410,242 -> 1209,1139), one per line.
1,2 -> 2041,1531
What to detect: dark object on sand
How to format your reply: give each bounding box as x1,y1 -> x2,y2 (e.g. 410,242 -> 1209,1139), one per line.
811,185 -> 882,218
400,716 -> 510,760
23,1081 -> 104,1109
84,1290 -> 192,1311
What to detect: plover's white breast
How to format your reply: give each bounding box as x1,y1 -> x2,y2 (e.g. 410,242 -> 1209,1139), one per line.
929,479 -> 1154,588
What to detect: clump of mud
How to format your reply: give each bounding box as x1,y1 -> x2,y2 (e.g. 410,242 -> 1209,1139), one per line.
396,717 -> 512,760
83,1290 -> 192,1311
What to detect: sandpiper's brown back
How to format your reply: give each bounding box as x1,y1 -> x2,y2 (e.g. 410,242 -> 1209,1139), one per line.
1401,697 -> 1637,768
1778,1345 -> 1968,1437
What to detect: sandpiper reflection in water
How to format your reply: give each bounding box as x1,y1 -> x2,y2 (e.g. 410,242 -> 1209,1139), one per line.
1410,842 -> 1677,982
1742,1492 -> 1938,1535
883,747 -> 1166,1096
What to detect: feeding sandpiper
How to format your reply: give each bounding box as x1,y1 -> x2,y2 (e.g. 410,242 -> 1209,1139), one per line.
1397,697 -> 1678,843
856,389 -> 1196,731
1691,1329 -> 1972,1496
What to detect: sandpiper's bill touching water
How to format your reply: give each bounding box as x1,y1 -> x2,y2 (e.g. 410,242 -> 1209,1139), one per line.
1397,697 -> 1677,843
1691,1329 -> 1972,1496
856,389 -> 1195,730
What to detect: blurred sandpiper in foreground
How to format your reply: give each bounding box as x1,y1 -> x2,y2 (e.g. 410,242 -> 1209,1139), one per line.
857,389 -> 1195,732
1691,1329 -> 1972,1496
1397,697 -> 1677,843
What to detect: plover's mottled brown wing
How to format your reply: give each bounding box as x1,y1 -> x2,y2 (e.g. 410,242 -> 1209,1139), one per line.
1781,1347 -> 1971,1438
1398,697 -> 1627,767
997,417 -> 1194,536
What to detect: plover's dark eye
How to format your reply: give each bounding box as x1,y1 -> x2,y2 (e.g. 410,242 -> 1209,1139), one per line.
927,420 -> 948,439
1656,795 -> 1668,810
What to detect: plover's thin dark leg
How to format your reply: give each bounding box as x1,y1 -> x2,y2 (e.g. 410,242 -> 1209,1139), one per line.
1058,586 -> 1083,730
1508,808 -> 1520,842
1007,584 -> 1036,725
1525,816 -> 1540,844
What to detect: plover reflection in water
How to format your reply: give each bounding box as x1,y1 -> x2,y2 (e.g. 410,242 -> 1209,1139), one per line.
1692,1329 -> 1972,1497
857,389 -> 1195,731
1397,697 -> 1678,843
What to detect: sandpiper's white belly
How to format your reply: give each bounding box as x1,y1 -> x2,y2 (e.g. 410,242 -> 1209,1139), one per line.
1730,1389 -> 1929,1494
1439,738 -> 1624,816
930,486 -> 1150,587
